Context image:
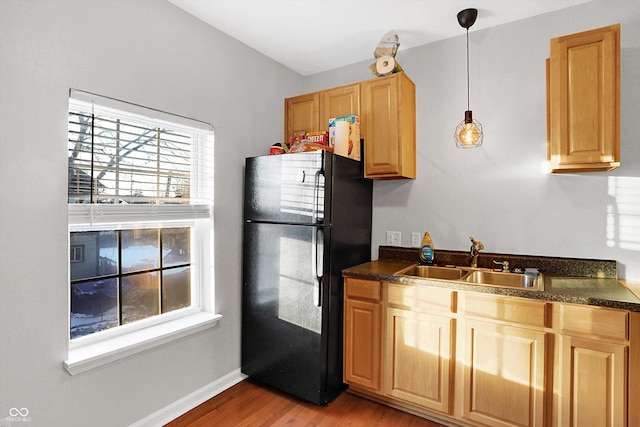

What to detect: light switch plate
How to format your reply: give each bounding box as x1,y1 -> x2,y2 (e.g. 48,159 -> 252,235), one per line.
411,232 -> 421,248
386,231 -> 401,247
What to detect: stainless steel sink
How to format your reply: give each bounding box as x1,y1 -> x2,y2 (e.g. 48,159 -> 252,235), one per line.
394,264 -> 543,291
395,265 -> 469,280
464,270 -> 543,290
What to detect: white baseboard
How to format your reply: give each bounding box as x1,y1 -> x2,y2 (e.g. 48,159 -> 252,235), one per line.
130,369 -> 248,427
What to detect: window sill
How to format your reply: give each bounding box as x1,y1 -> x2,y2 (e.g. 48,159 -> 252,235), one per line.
64,311 -> 222,375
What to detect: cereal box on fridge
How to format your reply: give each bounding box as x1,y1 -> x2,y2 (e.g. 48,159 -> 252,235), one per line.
328,115 -> 360,160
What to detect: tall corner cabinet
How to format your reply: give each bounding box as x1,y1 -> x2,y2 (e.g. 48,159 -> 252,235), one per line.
547,24 -> 620,173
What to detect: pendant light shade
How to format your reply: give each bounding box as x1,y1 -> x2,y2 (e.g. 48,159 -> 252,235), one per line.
455,111 -> 483,148
454,8 -> 483,148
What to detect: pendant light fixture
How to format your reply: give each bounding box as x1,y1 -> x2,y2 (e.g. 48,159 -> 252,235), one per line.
454,8 -> 483,148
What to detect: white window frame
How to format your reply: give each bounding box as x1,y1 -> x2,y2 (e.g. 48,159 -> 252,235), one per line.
64,90 -> 220,375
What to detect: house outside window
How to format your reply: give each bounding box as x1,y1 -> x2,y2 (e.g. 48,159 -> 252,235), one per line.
67,89 -> 214,342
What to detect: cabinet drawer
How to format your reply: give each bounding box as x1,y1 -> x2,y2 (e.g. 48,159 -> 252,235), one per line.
553,303 -> 628,340
345,278 -> 381,302
387,283 -> 455,313
460,293 -> 549,328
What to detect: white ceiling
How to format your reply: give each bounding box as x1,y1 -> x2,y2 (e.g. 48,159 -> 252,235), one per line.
168,0 -> 593,76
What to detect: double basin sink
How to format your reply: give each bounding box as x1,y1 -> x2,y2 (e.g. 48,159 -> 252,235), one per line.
394,265 -> 543,291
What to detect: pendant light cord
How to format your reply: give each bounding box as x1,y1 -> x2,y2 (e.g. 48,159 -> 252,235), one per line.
466,28 -> 470,111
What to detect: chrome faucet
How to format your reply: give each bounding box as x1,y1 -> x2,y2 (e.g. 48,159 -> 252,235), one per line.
469,236 -> 484,268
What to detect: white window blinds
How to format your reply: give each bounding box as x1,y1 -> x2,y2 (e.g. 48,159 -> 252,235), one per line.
68,89 -> 214,225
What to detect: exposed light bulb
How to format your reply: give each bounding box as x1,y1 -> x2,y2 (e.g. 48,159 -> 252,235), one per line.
458,123 -> 481,145
454,111 -> 483,148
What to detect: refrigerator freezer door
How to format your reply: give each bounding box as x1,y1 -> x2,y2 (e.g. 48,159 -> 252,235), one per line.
244,152 -> 327,225
242,221 -> 333,404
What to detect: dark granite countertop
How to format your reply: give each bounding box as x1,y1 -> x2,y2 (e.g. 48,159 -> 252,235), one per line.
343,247 -> 640,312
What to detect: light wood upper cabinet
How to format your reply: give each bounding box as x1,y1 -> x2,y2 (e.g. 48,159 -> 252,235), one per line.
319,83 -> 361,136
284,72 -> 416,179
343,278 -> 383,392
362,72 -> 416,179
547,24 -> 620,173
284,83 -> 360,145
284,92 -> 319,142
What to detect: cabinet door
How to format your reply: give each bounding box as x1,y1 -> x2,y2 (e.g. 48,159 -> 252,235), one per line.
284,92 -> 319,142
319,83 -> 361,134
362,72 -> 416,179
556,335 -> 627,427
548,24 -> 620,172
344,298 -> 382,391
457,319 -> 547,427
386,307 -> 454,414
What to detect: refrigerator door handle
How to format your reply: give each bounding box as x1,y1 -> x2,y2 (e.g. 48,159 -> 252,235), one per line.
312,166 -> 325,306
312,169 -> 325,224
312,227 -> 324,307
312,170 -> 319,224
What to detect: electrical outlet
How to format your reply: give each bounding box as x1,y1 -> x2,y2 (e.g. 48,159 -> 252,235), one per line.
386,231 -> 401,247
411,232 -> 421,248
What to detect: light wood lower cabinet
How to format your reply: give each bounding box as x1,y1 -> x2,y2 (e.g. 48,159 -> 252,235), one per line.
555,335 -> 626,427
456,319 -> 547,427
343,278 -> 635,427
456,293 -> 549,427
386,307 -> 454,414
343,278 -> 382,392
553,303 -> 629,427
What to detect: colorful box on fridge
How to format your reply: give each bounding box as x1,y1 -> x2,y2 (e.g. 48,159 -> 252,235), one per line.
328,115 -> 360,160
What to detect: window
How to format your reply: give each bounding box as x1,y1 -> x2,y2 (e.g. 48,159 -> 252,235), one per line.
70,245 -> 84,263
69,228 -> 192,339
67,89 -> 214,343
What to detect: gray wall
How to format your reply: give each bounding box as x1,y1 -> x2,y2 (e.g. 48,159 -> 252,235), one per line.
0,0 -> 301,426
1,0 -> 640,426
307,0 -> 640,281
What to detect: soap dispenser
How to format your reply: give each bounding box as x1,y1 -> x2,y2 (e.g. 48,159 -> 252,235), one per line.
419,232 -> 435,265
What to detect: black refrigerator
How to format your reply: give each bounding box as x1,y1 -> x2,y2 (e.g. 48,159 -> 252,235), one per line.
241,151 -> 373,405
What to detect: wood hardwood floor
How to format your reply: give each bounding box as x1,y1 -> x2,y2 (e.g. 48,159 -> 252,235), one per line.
165,379 -> 447,427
